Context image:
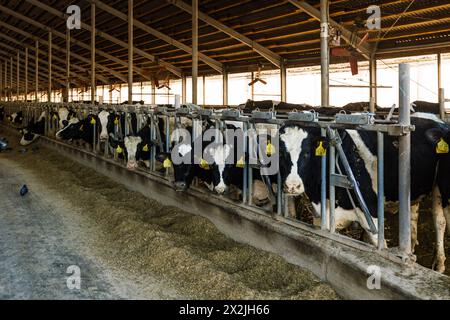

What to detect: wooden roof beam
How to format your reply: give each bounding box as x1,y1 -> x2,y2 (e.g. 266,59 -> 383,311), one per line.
0,50 -> 67,87
167,0 -> 282,68
0,3 -> 133,83
25,0 -> 183,77
93,0 -> 223,74
0,20 -> 128,83
288,0 -> 373,60
0,33 -> 93,85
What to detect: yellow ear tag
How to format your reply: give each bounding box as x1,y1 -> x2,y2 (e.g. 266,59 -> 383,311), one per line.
266,142 -> 276,156
90,118 -> 96,125
116,145 -> 123,154
236,156 -> 245,168
53,115 -> 58,120
315,141 -> 326,157
114,118 -> 119,125
163,158 -> 172,168
199,159 -> 210,170
436,138 -> 449,154
142,144 -> 149,152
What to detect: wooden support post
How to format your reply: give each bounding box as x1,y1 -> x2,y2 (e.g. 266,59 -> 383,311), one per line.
192,0 -> 198,105
128,0 -> 133,104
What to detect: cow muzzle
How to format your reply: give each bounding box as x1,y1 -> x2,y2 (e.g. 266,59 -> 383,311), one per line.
127,160 -> 138,170
284,183 -> 303,195
214,184 -> 228,195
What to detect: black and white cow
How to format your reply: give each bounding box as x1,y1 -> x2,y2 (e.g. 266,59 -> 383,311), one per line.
50,107 -> 77,129
278,115 -> 450,272
168,134 -> 215,191
56,114 -> 99,146
108,120 -> 151,170
7,111 -> 23,125
97,110 -> 137,142
19,111 -> 46,146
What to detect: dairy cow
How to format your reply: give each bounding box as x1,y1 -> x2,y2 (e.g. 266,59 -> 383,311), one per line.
278,115 -> 450,272
19,111 -> 46,146
7,111 -> 23,125
108,119 -> 151,170
97,109 -> 138,142
56,114 -> 99,146
50,107 -> 77,129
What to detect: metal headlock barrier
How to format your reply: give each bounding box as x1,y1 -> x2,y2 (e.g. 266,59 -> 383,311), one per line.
0,97 -> 416,266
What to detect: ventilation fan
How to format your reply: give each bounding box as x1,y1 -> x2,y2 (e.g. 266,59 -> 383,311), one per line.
248,64 -> 267,86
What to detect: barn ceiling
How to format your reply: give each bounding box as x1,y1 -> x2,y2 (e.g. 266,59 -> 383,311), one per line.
0,0 -> 449,89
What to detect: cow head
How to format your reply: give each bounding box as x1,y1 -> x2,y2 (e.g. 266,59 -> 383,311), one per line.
279,125 -> 325,195
98,110 -> 108,141
19,111 -> 46,146
109,134 -> 144,170
56,117 -> 82,140
207,144 -> 233,194
165,143 -> 197,191
8,111 -> 23,124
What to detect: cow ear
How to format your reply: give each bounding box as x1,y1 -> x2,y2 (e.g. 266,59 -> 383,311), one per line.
425,128 -> 443,146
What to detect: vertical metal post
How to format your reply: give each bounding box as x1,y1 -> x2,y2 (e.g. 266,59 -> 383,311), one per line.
223,68 -> 228,106
25,48 -> 28,102
251,72 -> 254,101
128,0 -> 134,104
35,41 -> 39,102
91,2 -> 96,104
181,75 -> 187,104
320,128 -> 327,230
369,58 -> 377,113
242,121 -> 248,204
280,59 -> 287,102
277,171 -> 282,215
437,53 -> 442,92
377,131 -> 385,250
10,57 -> 13,101
48,31 -> 52,102
192,0 -> 198,105
0,62 -> 2,101
151,82 -> 156,104
398,63 -> 411,255
66,29 -> 71,103
439,89 -> 445,121
4,59 -> 7,101
202,75 -> 206,106
320,0 -> 330,108
437,54 -> 445,120
328,131 -> 335,232
16,52 -> 20,101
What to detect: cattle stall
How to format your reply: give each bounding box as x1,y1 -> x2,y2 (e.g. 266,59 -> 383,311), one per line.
1,69 -> 449,298
1,0 -> 450,302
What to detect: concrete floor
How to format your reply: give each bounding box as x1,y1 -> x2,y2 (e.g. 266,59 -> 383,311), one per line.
0,158 -> 182,299
0,133 -> 337,300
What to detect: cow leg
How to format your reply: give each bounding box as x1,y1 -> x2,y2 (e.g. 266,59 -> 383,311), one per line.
431,186 -> 446,273
287,196 -> 296,219
444,206 -> 450,234
411,203 -> 420,253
